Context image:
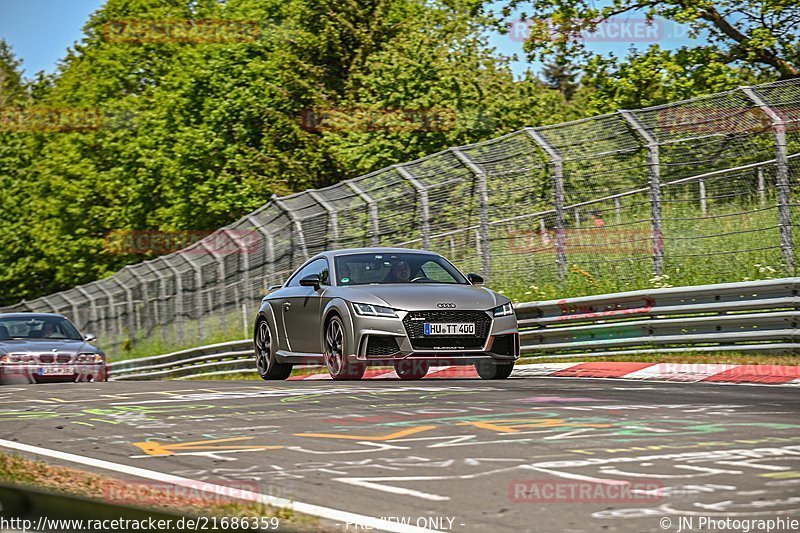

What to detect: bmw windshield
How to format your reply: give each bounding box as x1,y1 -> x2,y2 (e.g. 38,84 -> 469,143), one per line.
0,316 -> 82,340
334,253 -> 468,286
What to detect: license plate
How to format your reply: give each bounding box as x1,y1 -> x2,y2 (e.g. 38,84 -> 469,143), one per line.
40,366 -> 75,376
424,323 -> 475,336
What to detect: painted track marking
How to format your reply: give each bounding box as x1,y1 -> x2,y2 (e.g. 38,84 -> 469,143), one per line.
0,438 -> 439,533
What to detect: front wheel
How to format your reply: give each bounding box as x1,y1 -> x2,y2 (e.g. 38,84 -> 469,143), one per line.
475,361 -> 514,380
323,315 -> 365,380
255,319 -> 293,380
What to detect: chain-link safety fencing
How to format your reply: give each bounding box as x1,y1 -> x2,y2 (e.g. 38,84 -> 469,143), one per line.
2,79 -> 798,354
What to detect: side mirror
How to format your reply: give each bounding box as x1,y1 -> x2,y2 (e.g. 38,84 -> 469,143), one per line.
467,273 -> 484,285
299,274 -> 321,289
83,333 -> 97,343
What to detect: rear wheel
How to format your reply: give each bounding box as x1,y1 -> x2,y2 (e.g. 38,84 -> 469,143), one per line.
393,360 -> 429,380
255,319 -> 293,380
475,361 -> 514,380
323,315 -> 365,380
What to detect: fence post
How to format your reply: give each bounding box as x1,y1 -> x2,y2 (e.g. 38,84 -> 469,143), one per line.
741,86 -> 795,275
758,167 -> 766,206
75,287 -> 97,340
183,254 -> 204,343
345,181 -> 380,246
200,238 -> 227,333
395,165 -> 430,250
163,261 -> 185,345
620,110 -> 664,276
308,191 -> 339,249
39,296 -> 60,314
246,214 -> 276,289
451,148 -> 491,280
124,266 -> 148,337
272,195 -> 310,263
69,297 -> 81,330
699,179 -> 707,216
93,283 -> 118,351
111,277 -> 137,342
525,128 -> 567,282
223,228 -> 254,331
141,261 -> 167,343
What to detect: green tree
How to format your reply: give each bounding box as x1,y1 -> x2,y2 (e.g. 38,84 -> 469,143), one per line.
503,0 -> 800,110
0,0 -> 578,306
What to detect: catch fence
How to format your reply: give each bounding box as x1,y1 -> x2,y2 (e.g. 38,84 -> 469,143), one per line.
3,80 -> 799,353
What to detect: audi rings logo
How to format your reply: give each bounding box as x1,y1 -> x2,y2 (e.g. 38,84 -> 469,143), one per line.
437,303 -> 456,308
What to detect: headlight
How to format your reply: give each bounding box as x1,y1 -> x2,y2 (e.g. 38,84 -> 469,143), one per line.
493,302 -> 514,317
0,355 -> 8,364
76,353 -> 104,363
353,303 -> 398,318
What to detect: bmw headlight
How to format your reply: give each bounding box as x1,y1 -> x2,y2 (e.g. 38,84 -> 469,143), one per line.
493,302 -> 514,317
353,303 -> 398,318
76,353 -> 104,363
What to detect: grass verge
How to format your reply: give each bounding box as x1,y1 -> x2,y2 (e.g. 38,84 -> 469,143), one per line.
0,453 -> 322,531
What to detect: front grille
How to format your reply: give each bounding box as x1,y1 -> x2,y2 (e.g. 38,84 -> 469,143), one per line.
366,335 -> 401,356
403,310 -> 491,350
57,354 -> 72,363
39,354 -> 54,363
490,334 -> 516,356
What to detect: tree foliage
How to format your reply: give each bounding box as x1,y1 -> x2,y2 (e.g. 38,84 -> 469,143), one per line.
0,0 -> 576,305
504,0 -> 799,111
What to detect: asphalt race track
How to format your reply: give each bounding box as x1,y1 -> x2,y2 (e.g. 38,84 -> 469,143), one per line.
1,377 -> 799,532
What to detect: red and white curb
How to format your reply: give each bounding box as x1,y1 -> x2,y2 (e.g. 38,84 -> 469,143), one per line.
288,361 -> 800,385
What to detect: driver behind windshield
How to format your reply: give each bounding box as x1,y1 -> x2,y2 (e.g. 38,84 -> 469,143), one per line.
39,321 -> 58,338
383,260 -> 412,283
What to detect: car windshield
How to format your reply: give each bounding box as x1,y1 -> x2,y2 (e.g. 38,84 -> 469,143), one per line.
334,252 -> 468,286
0,316 -> 82,341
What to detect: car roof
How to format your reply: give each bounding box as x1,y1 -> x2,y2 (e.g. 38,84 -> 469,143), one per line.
0,312 -> 67,319
312,247 -> 444,261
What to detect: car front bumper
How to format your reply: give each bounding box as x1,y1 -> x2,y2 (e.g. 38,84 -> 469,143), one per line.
346,309 -> 519,366
0,363 -> 107,384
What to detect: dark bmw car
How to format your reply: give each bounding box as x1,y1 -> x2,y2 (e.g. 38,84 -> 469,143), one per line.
0,313 -> 107,384
253,248 -> 519,381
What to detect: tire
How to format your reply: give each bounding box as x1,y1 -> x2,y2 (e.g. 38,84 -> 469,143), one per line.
255,318 -> 293,380
475,361 -> 514,380
393,360 -> 429,380
323,315 -> 365,380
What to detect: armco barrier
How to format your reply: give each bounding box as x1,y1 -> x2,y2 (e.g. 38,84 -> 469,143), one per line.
515,277 -> 800,357
109,278 -> 800,380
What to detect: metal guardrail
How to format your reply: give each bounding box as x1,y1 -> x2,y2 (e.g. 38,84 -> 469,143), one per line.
109,278 -> 800,380
515,277 -> 800,357
109,340 -> 254,380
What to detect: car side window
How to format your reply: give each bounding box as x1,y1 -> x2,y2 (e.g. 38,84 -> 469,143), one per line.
420,261 -> 454,283
287,259 -> 329,287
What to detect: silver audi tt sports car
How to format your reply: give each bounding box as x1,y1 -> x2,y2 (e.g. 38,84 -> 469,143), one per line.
254,248 -> 519,380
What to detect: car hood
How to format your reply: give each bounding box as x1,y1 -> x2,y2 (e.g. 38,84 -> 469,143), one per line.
0,339 -> 99,355
339,284 -> 507,311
